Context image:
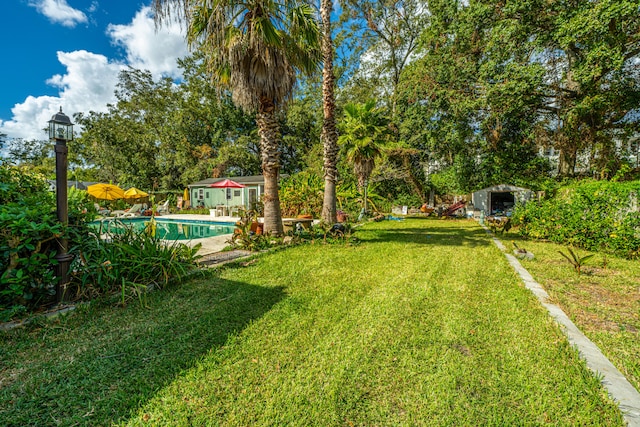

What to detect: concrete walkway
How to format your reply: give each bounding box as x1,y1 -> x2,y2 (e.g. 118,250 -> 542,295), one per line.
489,232 -> 640,427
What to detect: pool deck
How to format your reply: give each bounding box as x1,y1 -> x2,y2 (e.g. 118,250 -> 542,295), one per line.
150,214 -> 317,256
160,213 -> 240,256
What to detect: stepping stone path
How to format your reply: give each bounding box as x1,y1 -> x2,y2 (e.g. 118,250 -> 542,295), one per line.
198,250 -> 252,267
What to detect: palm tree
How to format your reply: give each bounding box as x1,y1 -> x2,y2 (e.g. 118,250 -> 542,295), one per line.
320,0 -> 339,224
338,101 -> 389,211
154,0 -> 320,235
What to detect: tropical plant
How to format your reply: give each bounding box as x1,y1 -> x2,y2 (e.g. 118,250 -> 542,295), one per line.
339,101 -> 390,192
228,209 -> 271,251
336,180 -> 385,218
71,220 -> 201,301
154,0 -> 321,236
558,247 -> 594,276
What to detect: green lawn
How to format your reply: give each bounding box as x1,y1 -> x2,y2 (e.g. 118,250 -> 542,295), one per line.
507,234 -> 640,395
0,218 -> 625,426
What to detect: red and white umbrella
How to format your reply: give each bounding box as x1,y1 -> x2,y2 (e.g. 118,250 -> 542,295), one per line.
208,179 -> 246,213
208,179 -> 246,189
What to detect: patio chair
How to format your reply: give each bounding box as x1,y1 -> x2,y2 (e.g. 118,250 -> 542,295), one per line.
230,205 -> 242,217
94,203 -> 110,216
156,200 -> 170,214
110,203 -> 144,218
116,212 -> 138,218
127,203 -> 144,215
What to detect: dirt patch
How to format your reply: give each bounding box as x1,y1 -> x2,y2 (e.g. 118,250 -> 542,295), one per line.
581,266 -> 620,277
550,280 -> 639,334
572,308 -> 621,333
582,281 -> 639,309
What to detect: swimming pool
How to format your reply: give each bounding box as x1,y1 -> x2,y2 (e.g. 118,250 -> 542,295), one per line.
91,218 -> 236,241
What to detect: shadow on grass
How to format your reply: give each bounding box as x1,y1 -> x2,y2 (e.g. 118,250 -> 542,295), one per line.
0,276 -> 285,426
357,218 -> 498,248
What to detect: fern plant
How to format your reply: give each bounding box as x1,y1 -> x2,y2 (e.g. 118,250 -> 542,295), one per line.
558,247 -> 594,275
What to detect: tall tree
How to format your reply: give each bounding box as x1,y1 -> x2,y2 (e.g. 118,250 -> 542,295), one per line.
539,0 -> 640,177
320,0 -> 339,224
154,0 -> 321,235
401,0 -> 640,183
339,0 -> 428,114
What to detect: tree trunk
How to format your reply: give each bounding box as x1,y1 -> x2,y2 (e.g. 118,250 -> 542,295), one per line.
355,159 -> 373,196
257,99 -> 284,236
401,152 -> 425,202
558,148 -> 576,177
321,0 -> 339,224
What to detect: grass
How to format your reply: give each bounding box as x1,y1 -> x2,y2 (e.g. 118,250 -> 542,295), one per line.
0,218 -> 625,426
506,234 -> 640,394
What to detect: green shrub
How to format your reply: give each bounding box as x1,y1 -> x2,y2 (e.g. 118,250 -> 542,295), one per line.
0,163 -> 201,319
0,165 -> 61,320
392,192 -> 423,208
227,210 -> 271,251
71,219 -> 201,302
513,180 -> 640,259
279,172 -> 324,217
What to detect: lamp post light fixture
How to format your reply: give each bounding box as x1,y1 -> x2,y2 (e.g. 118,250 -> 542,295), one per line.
48,107 -> 74,303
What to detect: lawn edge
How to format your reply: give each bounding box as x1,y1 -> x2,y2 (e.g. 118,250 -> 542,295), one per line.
488,228 -> 640,427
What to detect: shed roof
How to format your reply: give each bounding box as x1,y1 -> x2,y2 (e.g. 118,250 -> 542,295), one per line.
189,175 -> 266,187
473,184 -> 531,194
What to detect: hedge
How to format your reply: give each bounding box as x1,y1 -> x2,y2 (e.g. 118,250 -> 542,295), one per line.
512,180 -> 640,259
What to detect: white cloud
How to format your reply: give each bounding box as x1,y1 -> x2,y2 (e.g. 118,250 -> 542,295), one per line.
0,6 -> 188,141
29,0 -> 88,28
108,7 -> 188,78
0,50 -> 123,141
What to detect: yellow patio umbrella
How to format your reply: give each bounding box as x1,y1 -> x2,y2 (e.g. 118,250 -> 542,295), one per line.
124,187 -> 149,199
87,183 -> 125,201
183,188 -> 190,208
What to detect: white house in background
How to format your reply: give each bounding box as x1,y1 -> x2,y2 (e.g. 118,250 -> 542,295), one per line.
187,175 -> 266,211
471,184 -> 534,216
539,134 -> 640,176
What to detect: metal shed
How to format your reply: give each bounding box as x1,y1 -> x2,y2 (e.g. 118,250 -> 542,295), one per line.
471,184 -> 533,216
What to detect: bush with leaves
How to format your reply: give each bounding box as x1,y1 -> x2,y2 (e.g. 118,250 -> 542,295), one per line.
279,172 -> 324,217
227,209 -> 271,251
512,180 -> 640,259
71,219 -> 201,303
0,163 -> 201,319
288,222 -> 358,246
0,164 -> 62,320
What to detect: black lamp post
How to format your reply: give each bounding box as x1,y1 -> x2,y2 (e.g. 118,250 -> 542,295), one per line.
48,107 -> 74,303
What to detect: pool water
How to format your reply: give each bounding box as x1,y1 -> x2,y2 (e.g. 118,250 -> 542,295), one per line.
91,218 -> 236,241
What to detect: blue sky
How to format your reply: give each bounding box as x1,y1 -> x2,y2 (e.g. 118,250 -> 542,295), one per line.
1,0 -> 188,141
